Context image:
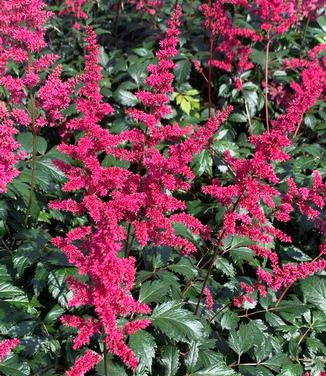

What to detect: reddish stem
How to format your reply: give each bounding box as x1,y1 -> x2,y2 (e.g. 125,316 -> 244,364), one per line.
265,31 -> 271,133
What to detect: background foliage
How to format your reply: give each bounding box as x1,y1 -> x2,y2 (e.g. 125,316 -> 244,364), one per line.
0,0 -> 325,375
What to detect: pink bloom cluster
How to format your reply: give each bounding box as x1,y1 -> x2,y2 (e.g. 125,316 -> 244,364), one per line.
0,0 -> 73,192
203,48 -> 326,306
200,0 -> 262,73
51,27 -> 151,374
63,0 -> 89,19
0,339 -> 20,362
66,350 -> 101,376
129,0 -> 163,15
51,7 -> 232,372
252,0 -> 297,34
0,102 -> 23,193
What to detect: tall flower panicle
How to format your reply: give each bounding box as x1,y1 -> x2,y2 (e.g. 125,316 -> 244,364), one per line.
51,27 -> 150,374
63,0 -> 89,19
129,0 -> 163,15
203,46 -> 326,305
0,0 -> 72,192
127,4 -> 231,254
52,8 -> 232,372
0,102 -> 23,193
200,1 -> 262,73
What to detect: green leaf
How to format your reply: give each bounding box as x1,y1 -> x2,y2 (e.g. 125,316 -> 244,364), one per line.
174,60 -> 191,83
185,342 -> 199,373
214,256 -> 235,277
151,301 -> 204,341
0,265 -> 11,282
168,258 -> 197,281
48,269 -> 73,308
0,282 -> 28,303
229,113 -> 247,123
180,98 -> 191,114
192,363 -> 238,376
192,150 -> 213,176
128,62 -> 147,85
220,310 -> 239,330
276,301 -> 309,315
116,89 -> 138,106
139,280 -> 170,303
0,356 -> 30,376
261,354 -> 290,372
129,330 -> 156,372
44,305 -> 65,324
301,276 -> 326,314
160,345 -> 179,376
17,132 -> 47,155
228,321 -> 263,355
280,364 -> 303,376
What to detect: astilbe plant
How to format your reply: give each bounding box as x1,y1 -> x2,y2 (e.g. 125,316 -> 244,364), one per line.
0,0 -> 326,374
0,0 -> 74,220
50,3 -> 232,372
197,42 -> 326,311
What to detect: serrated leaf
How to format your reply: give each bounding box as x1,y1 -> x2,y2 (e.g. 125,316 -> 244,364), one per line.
17,133 -> 47,155
221,310 -> 239,330
168,258 -> 197,281
151,301 -> 204,341
128,62 -> 147,85
228,321 -> 263,355
0,356 -> 30,376
48,269 -> 73,308
139,280 -> 170,303
0,282 -> 28,303
185,341 -> 199,373
192,363 -> 238,376
160,345 -> 179,376
174,60 -> 191,83
129,330 -> 156,371
280,364 -> 303,376
214,256 -> 235,277
301,276 -> 326,314
116,89 -> 138,106
44,305 -> 65,324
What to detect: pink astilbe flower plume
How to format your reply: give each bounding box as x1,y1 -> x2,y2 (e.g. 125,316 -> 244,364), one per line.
129,0 -> 163,15
0,339 -> 20,362
203,45 -> 326,306
0,0 -> 73,192
200,1 -> 262,73
52,8 -> 232,372
0,102 -> 22,193
51,27 -> 150,374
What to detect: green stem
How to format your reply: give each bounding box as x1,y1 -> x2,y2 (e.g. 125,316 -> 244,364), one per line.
265,30 -> 271,133
103,341 -> 109,376
24,94 -> 37,228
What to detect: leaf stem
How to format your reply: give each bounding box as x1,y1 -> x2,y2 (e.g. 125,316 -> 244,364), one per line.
24,93 -> 38,228
207,0 -> 214,118
103,341 -> 109,376
265,30 -> 271,133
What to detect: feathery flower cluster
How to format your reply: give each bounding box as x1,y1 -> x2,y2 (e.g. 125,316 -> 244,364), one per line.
0,339 -> 20,362
52,7 -> 232,371
66,350 -> 101,376
0,103 -> 23,193
203,47 -> 326,306
129,0 -> 163,15
51,27 -> 150,374
200,0 -> 261,73
251,0 -> 297,34
127,5 -> 231,254
0,0 -> 71,192
63,0 -> 89,19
